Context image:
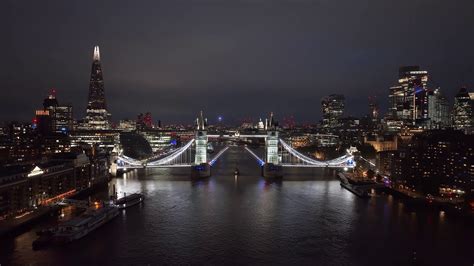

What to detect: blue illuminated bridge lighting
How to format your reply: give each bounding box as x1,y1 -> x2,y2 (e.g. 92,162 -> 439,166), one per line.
208,146 -> 230,167
244,147 -> 265,166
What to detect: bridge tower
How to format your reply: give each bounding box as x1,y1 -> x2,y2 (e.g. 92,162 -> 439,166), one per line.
192,111 -> 211,178
110,143 -> 123,177
263,112 -> 283,178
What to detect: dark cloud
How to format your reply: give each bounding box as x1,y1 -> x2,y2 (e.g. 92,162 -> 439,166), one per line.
2,0 -> 474,124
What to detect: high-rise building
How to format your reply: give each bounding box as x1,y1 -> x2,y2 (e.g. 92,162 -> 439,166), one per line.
364,96 -> 380,131
392,130 -> 473,198
427,88 -> 450,129
388,66 -> 429,126
84,46 -> 110,130
368,97 -> 379,121
137,112 -> 153,130
36,89 -> 73,134
51,105 -> 73,133
452,87 -> 473,133
7,122 -> 40,163
118,120 -> 137,131
34,110 -> 52,135
33,90 -> 73,154
321,94 -> 345,130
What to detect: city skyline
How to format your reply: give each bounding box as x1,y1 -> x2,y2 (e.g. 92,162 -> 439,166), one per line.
2,44 -> 472,126
2,2 -> 474,264
3,0 -> 474,123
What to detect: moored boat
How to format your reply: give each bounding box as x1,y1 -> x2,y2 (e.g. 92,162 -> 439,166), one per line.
114,193 -> 144,210
33,203 -> 119,249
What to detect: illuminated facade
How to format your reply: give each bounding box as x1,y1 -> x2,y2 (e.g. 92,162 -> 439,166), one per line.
84,46 -> 110,130
265,130 -> 279,165
452,87 -> 473,133
427,88 -> 450,129
364,134 -> 398,152
321,94 -> 345,130
7,123 -> 40,163
51,105 -> 73,133
388,66 -> 429,127
35,90 -> 73,134
313,133 -> 339,147
140,131 -> 172,152
194,111 -> 208,165
289,135 -> 311,148
70,130 -> 119,151
0,153 -> 109,219
265,113 -> 279,165
118,120 -> 137,131
393,130 -> 473,198
31,91 -> 73,155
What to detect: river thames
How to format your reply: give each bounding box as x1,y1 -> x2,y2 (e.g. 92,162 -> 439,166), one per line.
1,147 -> 473,265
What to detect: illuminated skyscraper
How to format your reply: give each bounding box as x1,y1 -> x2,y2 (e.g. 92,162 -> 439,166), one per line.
388,66 -> 428,125
84,46 -> 110,129
452,87 -> 473,132
52,105 -> 73,133
321,94 -> 344,130
35,89 -> 73,134
427,88 -> 450,129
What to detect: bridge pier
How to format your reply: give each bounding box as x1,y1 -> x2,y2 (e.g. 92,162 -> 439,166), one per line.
262,163 -> 283,178
191,163 -> 211,179
110,162 -> 118,177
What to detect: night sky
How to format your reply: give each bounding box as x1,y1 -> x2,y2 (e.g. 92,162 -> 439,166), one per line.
3,0 -> 474,124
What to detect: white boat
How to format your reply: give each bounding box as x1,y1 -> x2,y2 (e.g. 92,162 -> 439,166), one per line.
51,203 -> 119,243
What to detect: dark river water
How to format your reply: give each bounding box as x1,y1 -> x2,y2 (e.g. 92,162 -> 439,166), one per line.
1,147 -> 473,265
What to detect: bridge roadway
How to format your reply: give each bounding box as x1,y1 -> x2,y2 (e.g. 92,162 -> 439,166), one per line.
207,134 -> 267,138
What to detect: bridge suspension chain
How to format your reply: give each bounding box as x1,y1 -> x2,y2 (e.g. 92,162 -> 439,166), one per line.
147,139 -> 195,166
279,138 -> 355,168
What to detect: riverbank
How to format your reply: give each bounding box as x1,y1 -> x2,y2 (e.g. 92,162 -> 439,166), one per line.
339,181 -> 370,198
337,172 -> 384,198
0,205 -> 60,238
385,187 -> 473,220
0,176 -> 111,238
337,172 -> 473,220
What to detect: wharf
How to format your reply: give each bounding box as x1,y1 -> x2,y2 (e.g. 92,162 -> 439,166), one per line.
0,206 -> 60,237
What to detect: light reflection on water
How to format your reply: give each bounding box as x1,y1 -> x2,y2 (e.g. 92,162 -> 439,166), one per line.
1,147 -> 473,265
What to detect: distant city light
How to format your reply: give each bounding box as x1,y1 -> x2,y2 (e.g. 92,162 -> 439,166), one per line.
218,116 -> 223,122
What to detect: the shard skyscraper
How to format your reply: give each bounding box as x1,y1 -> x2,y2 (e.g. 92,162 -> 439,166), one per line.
84,45 -> 110,129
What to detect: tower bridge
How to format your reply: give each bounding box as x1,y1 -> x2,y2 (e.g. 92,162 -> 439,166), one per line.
113,112 -> 356,178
